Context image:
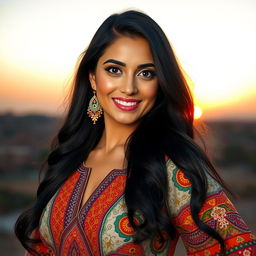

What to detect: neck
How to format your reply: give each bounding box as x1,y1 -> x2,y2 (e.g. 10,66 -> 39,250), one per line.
97,117 -> 138,154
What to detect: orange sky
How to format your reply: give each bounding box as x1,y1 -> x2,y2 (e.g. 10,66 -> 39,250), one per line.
0,0 -> 255,120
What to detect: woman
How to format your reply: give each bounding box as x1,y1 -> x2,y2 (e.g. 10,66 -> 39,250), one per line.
15,10 -> 255,255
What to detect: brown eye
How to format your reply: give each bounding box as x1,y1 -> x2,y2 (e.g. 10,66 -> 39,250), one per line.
105,66 -> 122,75
138,70 -> 156,79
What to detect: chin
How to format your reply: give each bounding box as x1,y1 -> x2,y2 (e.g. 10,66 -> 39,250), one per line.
116,119 -> 139,126
111,115 -> 140,126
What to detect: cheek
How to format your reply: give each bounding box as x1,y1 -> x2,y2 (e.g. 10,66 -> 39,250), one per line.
140,83 -> 159,101
95,73 -> 116,94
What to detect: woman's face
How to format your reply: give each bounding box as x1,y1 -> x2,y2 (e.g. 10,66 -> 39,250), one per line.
89,36 -> 159,126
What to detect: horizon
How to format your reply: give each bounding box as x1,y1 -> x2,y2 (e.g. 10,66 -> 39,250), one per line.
1,0 -> 255,120
1,110 -> 256,122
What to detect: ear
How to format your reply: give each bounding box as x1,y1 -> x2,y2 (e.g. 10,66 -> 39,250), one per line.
89,72 -> 96,90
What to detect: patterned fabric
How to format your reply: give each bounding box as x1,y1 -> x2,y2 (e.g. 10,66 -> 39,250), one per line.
25,160 -> 256,255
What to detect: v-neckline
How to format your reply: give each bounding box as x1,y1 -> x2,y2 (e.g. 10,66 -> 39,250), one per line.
77,165 -> 127,219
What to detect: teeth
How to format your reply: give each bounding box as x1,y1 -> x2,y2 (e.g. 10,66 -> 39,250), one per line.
114,99 -> 138,106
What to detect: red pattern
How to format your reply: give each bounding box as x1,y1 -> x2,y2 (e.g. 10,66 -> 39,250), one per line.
83,174 -> 126,255
151,231 -> 169,252
26,164 -> 256,255
173,190 -> 235,233
50,171 -> 81,250
24,229 -> 54,256
187,233 -> 256,256
115,243 -> 144,255
118,216 -> 136,236
176,169 -> 191,188
173,189 -> 254,255
60,223 -> 91,255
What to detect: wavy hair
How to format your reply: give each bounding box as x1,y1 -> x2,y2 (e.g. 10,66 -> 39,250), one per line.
15,10 -> 228,254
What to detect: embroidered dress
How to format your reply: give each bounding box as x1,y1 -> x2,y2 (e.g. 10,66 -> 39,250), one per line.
25,160 -> 256,255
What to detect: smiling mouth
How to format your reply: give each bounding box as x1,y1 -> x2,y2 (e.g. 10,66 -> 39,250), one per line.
112,97 -> 141,111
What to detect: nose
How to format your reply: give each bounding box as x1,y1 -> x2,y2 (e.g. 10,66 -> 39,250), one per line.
120,75 -> 138,95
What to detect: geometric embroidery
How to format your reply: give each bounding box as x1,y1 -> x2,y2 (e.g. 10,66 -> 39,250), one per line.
172,168 -> 192,191
68,240 -> 81,256
210,206 -> 229,229
116,243 -> 144,254
114,213 -> 136,242
29,160 -> 256,256
114,213 -> 143,243
227,212 -> 250,232
65,174 -> 87,228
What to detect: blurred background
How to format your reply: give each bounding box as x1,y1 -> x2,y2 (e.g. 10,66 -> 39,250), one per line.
0,0 -> 255,255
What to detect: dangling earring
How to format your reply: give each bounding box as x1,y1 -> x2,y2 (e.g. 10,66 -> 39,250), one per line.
87,90 -> 103,124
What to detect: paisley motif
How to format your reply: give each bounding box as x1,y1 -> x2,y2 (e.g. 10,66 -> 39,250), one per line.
24,160 -> 256,256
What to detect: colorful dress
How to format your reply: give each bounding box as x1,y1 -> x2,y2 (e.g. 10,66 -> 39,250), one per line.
26,159 -> 256,255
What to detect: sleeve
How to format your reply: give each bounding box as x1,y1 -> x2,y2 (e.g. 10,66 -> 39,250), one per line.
166,159 -> 256,256
24,229 -> 54,256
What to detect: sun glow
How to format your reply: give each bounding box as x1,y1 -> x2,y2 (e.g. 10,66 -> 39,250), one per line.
194,106 -> 203,120
0,0 -> 255,118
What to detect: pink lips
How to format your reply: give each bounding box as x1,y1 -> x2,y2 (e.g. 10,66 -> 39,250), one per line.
112,97 -> 141,111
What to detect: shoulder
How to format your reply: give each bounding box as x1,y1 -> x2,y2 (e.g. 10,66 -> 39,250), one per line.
165,158 -> 222,216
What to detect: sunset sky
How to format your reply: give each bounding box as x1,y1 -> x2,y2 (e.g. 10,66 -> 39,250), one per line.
0,0 -> 255,120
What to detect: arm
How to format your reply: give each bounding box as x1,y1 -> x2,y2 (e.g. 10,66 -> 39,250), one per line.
166,159 -> 256,256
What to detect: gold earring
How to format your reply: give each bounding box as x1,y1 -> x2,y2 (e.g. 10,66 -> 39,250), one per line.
87,91 -> 103,124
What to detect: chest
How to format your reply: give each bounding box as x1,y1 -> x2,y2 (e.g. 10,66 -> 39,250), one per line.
39,164 -> 175,255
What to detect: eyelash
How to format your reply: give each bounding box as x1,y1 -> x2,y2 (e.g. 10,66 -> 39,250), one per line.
105,66 -> 156,79
138,70 -> 156,79
105,66 -> 121,75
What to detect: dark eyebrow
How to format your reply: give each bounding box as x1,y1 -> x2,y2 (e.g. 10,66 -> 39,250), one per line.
137,63 -> 155,69
103,59 -> 126,66
103,59 -> 155,69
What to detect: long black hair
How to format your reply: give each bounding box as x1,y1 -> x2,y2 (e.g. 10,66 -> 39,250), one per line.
15,10 -> 229,254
